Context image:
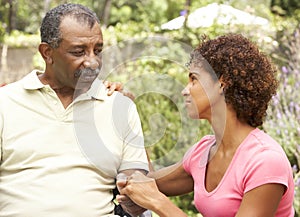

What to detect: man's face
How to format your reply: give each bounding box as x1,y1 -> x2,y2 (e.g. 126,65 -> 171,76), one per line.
51,16 -> 103,90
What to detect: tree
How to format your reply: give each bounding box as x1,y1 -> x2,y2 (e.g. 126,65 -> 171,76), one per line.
101,0 -> 112,27
271,0 -> 300,16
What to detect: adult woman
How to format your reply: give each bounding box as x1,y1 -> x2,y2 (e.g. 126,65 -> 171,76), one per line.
117,34 -> 295,217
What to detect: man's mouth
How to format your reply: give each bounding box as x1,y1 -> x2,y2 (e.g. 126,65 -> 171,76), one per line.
75,68 -> 100,82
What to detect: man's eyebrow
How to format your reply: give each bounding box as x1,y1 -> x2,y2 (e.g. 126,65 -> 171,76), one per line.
95,42 -> 104,47
70,42 -> 103,49
71,45 -> 85,49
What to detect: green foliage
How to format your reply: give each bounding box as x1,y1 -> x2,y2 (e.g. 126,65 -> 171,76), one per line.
16,0 -> 43,33
165,0 -> 185,20
271,0 -> 300,16
0,22 -> 5,43
170,193 -> 200,217
3,30 -> 39,48
110,5 -> 133,24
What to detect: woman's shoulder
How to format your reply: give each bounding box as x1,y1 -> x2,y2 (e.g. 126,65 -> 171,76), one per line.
183,135 -> 215,163
192,135 -> 215,152
241,128 -> 286,156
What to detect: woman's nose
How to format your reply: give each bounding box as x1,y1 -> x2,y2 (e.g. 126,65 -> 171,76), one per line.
181,85 -> 190,96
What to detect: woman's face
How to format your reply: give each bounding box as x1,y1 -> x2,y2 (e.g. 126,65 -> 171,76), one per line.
182,63 -> 221,120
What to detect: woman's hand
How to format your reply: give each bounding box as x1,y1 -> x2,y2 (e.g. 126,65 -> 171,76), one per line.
117,171 -> 163,210
104,81 -> 135,100
117,171 -> 188,217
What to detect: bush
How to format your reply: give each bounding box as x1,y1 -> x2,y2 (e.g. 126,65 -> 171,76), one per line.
264,26 -> 300,216
3,30 -> 39,48
0,22 -> 5,44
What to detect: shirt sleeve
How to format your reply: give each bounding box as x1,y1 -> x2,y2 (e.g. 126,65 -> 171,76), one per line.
243,148 -> 291,194
119,101 -> 149,172
182,143 -> 196,175
182,135 -> 214,175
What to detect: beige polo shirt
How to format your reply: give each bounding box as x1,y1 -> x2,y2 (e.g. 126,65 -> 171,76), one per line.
0,70 -> 148,217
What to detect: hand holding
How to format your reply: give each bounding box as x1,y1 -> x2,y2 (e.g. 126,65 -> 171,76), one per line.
118,171 -> 165,211
116,173 -> 147,216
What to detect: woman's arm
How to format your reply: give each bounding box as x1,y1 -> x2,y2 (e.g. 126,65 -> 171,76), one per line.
148,161 -> 194,196
236,183 -> 285,217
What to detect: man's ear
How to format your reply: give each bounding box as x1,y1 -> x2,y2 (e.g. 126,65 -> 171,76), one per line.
38,42 -> 53,64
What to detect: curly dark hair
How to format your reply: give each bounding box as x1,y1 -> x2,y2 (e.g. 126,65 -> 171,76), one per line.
40,3 -> 100,48
188,34 -> 278,127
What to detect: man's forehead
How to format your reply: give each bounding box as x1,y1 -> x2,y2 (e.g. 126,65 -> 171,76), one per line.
59,16 -> 102,36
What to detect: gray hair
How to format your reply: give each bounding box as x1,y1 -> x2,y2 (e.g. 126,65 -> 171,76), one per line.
40,3 -> 100,48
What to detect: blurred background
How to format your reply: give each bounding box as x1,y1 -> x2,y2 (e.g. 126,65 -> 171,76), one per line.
0,0 -> 299,216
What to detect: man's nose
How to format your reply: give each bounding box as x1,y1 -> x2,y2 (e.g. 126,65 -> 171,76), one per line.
83,56 -> 101,70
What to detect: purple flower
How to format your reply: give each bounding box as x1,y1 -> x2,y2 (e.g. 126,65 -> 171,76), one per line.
292,164 -> 298,172
180,10 -> 187,16
296,177 -> 300,187
282,66 -> 289,74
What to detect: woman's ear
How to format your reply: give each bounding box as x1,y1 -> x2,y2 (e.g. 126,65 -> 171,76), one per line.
38,42 -> 53,64
219,83 -> 224,95
218,76 -> 225,95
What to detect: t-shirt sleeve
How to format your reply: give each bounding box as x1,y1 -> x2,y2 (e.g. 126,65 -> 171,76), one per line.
182,144 -> 195,175
119,101 -> 149,172
243,148 -> 291,194
183,135 -> 214,175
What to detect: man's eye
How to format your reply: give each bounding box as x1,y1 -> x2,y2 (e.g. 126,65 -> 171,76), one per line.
94,49 -> 102,56
71,51 -> 84,56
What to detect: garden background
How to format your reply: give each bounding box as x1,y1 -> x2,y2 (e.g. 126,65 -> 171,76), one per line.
0,0 -> 299,216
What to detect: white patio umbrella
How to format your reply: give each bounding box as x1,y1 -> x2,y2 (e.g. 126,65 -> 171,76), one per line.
161,3 -> 269,30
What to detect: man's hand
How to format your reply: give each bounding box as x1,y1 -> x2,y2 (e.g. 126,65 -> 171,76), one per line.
116,194 -> 147,216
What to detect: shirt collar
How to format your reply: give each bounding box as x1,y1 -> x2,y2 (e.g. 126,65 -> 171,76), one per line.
22,70 -> 45,90
22,70 -> 107,101
86,78 -> 107,101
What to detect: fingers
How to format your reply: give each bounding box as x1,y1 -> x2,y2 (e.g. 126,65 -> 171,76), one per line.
103,81 -> 136,100
116,193 -> 147,216
116,173 -> 128,193
122,91 -> 135,100
128,171 -> 153,183
103,81 -> 123,96
116,194 -> 128,204
116,195 -> 135,206
121,204 -> 146,216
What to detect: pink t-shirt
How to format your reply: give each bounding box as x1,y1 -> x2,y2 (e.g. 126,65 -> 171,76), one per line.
183,128 -> 294,217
